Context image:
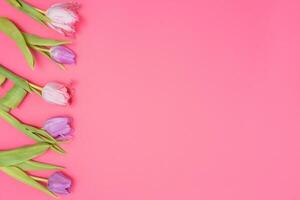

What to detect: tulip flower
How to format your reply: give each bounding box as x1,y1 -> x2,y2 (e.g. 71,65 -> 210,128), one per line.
46,2 -> 80,36
44,117 -> 73,141
48,172 -> 72,195
50,46 -> 76,64
6,0 -> 80,37
42,82 -> 70,106
23,33 -> 76,68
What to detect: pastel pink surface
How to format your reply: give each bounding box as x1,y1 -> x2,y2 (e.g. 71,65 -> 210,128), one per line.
1,0 -> 300,199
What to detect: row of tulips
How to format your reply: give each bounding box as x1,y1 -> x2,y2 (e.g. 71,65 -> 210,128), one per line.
0,0 -> 80,198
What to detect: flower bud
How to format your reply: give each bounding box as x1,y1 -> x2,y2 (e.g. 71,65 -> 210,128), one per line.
46,2 -> 79,36
48,172 -> 72,195
44,117 -> 72,141
42,82 -> 70,106
50,46 -> 76,64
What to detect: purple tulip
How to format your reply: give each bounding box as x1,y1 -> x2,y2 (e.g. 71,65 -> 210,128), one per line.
49,46 -> 76,64
44,117 -> 72,141
48,172 -> 72,195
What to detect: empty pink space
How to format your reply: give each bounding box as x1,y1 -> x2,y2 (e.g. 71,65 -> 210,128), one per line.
1,0 -> 300,199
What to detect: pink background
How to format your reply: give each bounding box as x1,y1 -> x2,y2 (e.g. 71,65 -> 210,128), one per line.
1,0 -> 300,199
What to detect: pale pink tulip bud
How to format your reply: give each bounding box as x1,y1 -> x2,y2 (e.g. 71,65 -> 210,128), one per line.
42,82 -> 70,106
46,2 -> 80,36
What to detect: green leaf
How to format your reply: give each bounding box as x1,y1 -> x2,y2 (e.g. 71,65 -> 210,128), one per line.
23,125 -> 65,154
0,65 -> 33,91
0,109 -> 45,142
0,74 -> 6,86
0,17 -> 34,68
17,160 -> 64,171
0,143 -> 50,167
0,84 -> 27,110
24,125 -> 57,143
0,109 -> 37,140
6,0 -> 49,24
24,33 -> 70,46
0,104 -> 9,112
5,0 -> 21,7
0,166 -> 56,198
0,65 -> 42,96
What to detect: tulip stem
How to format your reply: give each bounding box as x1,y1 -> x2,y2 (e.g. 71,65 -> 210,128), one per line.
34,7 -> 46,14
31,175 -> 48,183
31,45 -> 49,53
29,83 -> 43,91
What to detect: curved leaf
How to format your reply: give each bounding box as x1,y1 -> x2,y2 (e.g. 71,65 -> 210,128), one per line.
0,65 -> 32,91
0,109 -> 45,142
17,160 -> 64,171
0,84 -> 27,110
0,17 -> 34,68
24,33 -> 70,46
24,125 -> 65,154
0,143 -> 50,167
0,74 -> 6,86
6,0 -> 49,24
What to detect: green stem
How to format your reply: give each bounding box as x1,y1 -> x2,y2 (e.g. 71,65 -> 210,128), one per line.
29,82 -> 43,91
34,7 -> 46,14
31,45 -> 49,53
31,176 -> 48,183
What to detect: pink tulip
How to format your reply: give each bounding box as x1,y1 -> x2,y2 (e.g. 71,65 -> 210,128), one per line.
42,82 -> 70,106
46,2 -> 80,36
